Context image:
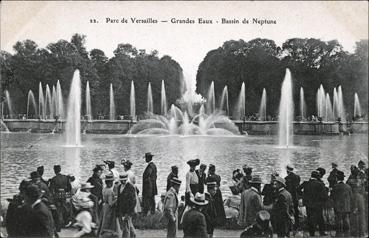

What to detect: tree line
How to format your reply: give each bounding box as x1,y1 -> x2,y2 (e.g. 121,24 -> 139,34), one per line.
0,34 -> 185,117
196,38 -> 368,119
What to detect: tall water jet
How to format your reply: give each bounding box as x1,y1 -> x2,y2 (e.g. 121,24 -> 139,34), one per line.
52,86 -> 56,118
85,81 -> 92,120
206,81 -> 215,114
220,86 -> 229,116
300,87 -> 307,120
4,90 -> 14,118
27,90 -> 37,118
278,69 -> 294,147
235,82 -> 246,119
65,70 -> 81,147
160,80 -> 167,115
316,84 -> 325,119
333,87 -> 339,119
56,80 -> 64,118
354,93 -> 362,118
258,88 -> 267,121
38,82 -> 45,118
45,84 -> 53,118
109,83 -> 115,120
337,86 -> 346,122
147,82 -> 153,114
130,81 -> 136,119
325,93 -> 334,121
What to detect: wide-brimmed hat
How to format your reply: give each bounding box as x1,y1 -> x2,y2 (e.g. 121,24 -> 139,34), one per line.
80,182 -> 94,189
187,159 -> 200,167
250,175 -> 262,184
286,165 -> 294,172
119,173 -> 128,181
144,152 -> 154,158
121,159 -> 133,167
274,176 -> 286,187
336,170 -> 345,180
103,160 -> 115,166
105,173 -> 114,181
206,181 -> 218,188
170,177 -> 181,185
256,210 -> 270,222
29,171 -> 40,179
25,184 -> 41,200
93,165 -> 104,173
190,193 -> 208,206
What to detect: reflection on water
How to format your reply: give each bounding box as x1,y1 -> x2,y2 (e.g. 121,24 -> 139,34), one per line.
1,132 -> 367,202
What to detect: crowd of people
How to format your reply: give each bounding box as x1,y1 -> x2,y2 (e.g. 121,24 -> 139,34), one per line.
2,152 -> 368,238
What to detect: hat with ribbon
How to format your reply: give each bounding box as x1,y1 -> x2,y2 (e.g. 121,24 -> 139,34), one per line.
250,175 -> 262,184
170,177 -> 182,186
190,193 -> 208,206
187,159 -> 200,167
105,173 -> 114,181
119,173 -> 128,181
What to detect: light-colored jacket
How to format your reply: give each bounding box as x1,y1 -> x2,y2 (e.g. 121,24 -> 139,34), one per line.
164,187 -> 178,222
238,187 -> 263,227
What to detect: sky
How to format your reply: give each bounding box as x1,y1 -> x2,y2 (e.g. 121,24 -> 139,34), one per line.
1,1 -> 368,99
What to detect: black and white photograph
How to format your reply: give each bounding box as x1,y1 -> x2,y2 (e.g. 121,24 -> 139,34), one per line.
0,1 -> 368,237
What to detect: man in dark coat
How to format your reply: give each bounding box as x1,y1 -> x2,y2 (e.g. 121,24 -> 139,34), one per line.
330,171 -> 354,236
48,165 -> 71,230
142,152 -> 158,215
203,182 -> 218,238
182,193 -> 208,238
30,171 -> 53,205
87,165 -> 103,214
271,176 -> 294,238
300,170 -> 328,236
37,166 -> 48,185
205,164 -> 226,226
196,164 -> 207,194
117,173 -> 137,238
327,162 -> 341,188
23,184 -> 55,237
166,165 -> 178,191
284,165 -> 300,230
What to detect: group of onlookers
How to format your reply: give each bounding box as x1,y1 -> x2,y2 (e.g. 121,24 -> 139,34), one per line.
2,153 -> 368,238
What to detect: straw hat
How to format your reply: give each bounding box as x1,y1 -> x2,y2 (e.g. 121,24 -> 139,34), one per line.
190,193 -> 208,206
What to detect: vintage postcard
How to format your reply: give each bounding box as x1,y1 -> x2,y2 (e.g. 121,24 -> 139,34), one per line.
0,1 -> 368,237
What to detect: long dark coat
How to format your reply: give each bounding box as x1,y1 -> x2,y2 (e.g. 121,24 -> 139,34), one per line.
330,181 -> 354,213
285,172 -> 300,201
49,173 -> 71,195
272,188 -> 294,222
182,208 -> 208,238
203,193 -> 217,234
142,162 -> 158,198
87,174 -> 103,201
116,182 -> 137,216
24,201 -> 55,237
300,178 -> 328,208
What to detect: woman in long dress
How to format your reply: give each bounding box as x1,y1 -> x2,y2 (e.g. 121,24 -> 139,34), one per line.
122,159 -> 142,213
97,173 -> 118,237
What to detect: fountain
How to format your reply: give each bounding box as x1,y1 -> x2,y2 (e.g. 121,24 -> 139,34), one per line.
300,87 -> 306,120
325,93 -> 334,121
130,81 -> 136,120
65,70 -> 81,147
337,86 -> 346,122
56,80 -> 64,119
234,82 -> 245,120
161,80 -> 167,116
147,82 -> 153,114
278,68 -> 294,147
38,82 -> 45,119
354,93 -> 362,118
220,86 -> 229,116
27,90 -> 37,118
206,81 -> 215,114
4,90 -> 13,118
45,84 -> 53,119
86,81 -> 92,120
333,87 -> 339,119
109,83 -> 115,121
52,86 -> 57,118
316,84 -> 325,120
258,88 -> 267,121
